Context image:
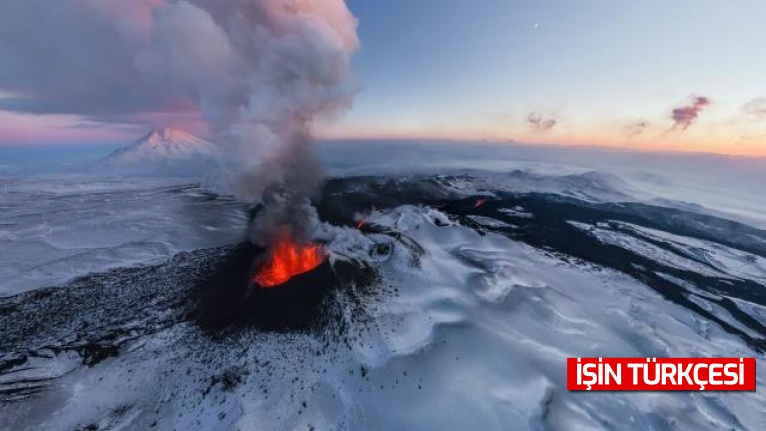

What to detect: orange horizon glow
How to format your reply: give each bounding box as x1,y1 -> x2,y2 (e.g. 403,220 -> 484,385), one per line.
314,124 -> 766,158
2,110 -> 765,158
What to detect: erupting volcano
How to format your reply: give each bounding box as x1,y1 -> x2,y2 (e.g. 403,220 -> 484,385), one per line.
252,236 -> 326,288
246,233 -> 335,331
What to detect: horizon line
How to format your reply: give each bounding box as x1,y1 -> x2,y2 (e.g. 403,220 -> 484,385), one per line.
2,132 -> 765,160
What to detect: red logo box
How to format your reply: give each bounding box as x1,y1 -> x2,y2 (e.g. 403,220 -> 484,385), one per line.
567,358 -> 756,391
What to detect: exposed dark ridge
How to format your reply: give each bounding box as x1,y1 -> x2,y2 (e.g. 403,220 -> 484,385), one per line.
518,193 -> 766,258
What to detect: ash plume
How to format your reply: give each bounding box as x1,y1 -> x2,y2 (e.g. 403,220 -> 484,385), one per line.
527,113 -> 557,133
139,0 -> 360,245
667,96 -> 711,132
0,0 -> 360,246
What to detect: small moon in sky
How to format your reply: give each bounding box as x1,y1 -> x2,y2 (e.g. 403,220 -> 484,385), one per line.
533,23 -> 540,29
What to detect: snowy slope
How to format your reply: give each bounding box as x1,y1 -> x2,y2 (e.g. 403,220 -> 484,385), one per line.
93,128 -> 219,176
1,200 -> 764,430
0,176 -> 248,296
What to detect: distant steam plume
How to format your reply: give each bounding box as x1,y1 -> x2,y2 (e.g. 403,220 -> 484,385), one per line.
527,113 -> 557,133
0,0 -> 360,245
667,96 -> 711,133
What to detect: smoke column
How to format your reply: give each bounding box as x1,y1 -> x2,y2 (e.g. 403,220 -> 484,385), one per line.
138,0 -> 359,246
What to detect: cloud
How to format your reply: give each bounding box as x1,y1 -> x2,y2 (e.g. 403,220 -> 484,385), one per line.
527,113 -> 557,133
742,97 -> 766,118
0,1 -> 359,138
667,96 -> 711,132
0,0 -> 166,117
70,109 -> 208,136
624,121 -> 649,139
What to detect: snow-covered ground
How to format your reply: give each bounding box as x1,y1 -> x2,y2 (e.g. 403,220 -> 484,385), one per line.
0,175 -> 247,296
1,203 -> 764,430
1,140 -> 765,430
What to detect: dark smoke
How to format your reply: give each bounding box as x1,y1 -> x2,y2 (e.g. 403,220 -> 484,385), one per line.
668,96 -> 711,132
527,113 -> 557,133
243,131 -> 325,247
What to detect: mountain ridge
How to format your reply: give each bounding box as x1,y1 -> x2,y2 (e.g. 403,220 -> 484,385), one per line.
93,128 -> 219,176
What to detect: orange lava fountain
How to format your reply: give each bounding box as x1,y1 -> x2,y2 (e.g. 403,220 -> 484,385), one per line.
252,237 -> 327,288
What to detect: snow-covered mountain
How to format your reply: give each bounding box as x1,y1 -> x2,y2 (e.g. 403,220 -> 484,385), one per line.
2,174 -> 766,430
93,128 -> 219,176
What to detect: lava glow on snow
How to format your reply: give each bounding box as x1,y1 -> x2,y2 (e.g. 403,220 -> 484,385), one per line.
252,237 -> 327,288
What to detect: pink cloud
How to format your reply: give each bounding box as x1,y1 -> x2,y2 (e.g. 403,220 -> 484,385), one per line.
0,112 -> 136,145
668,96 -> 711,132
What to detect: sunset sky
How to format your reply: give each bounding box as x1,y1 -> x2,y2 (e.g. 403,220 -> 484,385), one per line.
1,0 -> 765,156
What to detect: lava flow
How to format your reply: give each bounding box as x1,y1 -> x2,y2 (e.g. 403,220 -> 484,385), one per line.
252,237 -> 327,288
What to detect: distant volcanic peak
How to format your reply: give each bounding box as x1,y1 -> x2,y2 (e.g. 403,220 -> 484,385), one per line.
139,127 -> 211,148
144,128 -> 177,144
112,127 -> 216,158
94,127 -> 219,175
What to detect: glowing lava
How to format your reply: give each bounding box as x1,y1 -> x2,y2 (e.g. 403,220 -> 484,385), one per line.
252,237 -> 326,288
